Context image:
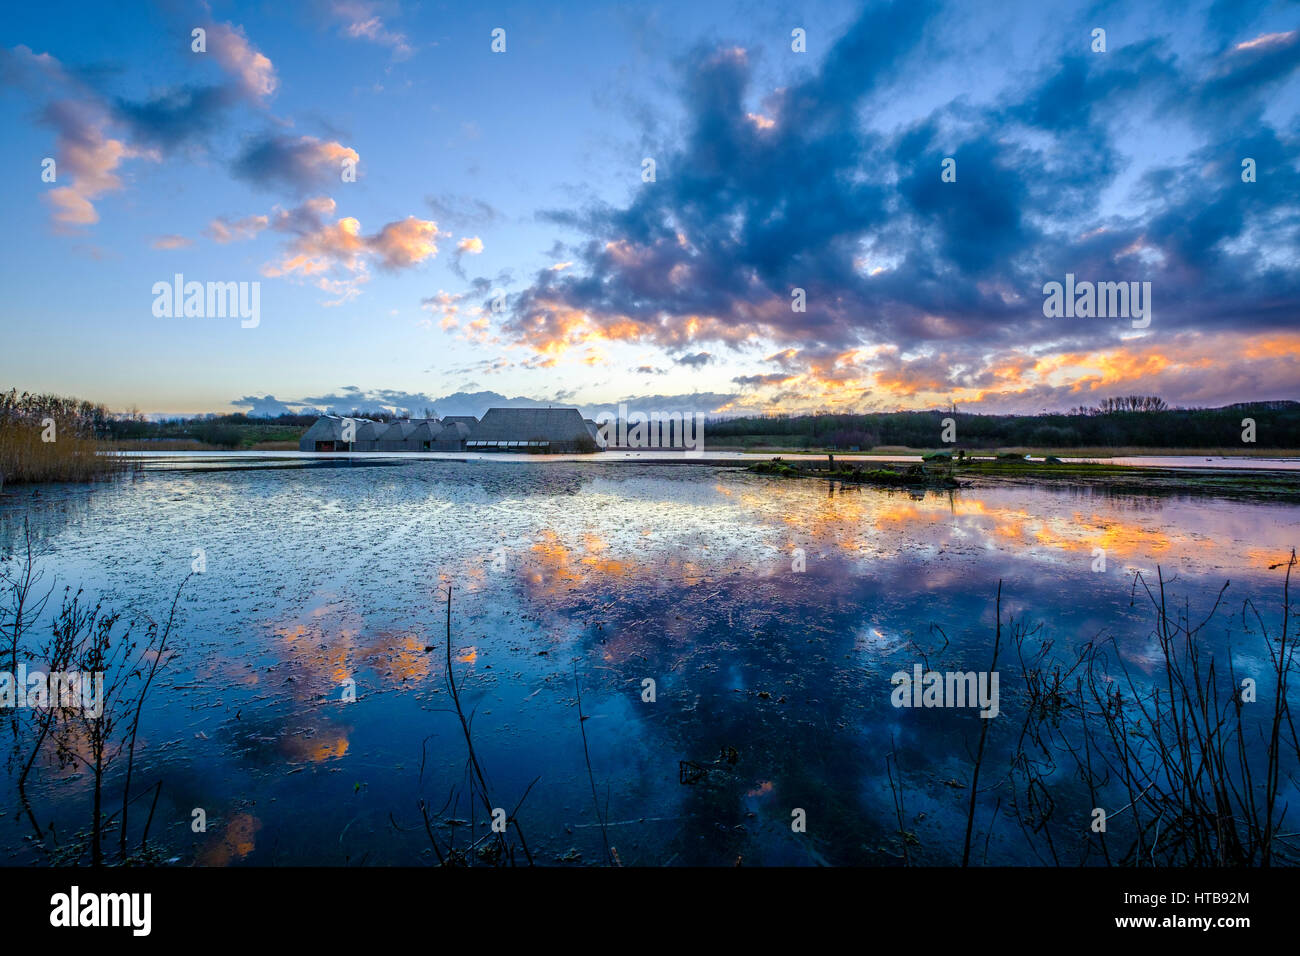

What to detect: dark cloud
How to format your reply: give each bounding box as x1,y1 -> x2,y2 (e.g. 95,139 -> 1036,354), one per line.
231,394 -> 297,416
583,392 -> 739,418
732,373 -> 792,388
674,351 -> 713,367
235,389 -> 742,420
294,387 -> 440,417
232,133 -> 357,193
493,1 -> 1300,397
113,84 -> 239,149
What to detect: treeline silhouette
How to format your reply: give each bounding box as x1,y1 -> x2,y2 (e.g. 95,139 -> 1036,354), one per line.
706,398 -> 1300,449
104,411 -> 319,448
5,388 -> 1299,453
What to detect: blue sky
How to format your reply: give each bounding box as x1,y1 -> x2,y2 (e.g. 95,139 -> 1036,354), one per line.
1,0 -> 1297,418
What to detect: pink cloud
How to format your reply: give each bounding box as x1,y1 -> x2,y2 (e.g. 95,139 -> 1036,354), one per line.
207,22 -> 278,101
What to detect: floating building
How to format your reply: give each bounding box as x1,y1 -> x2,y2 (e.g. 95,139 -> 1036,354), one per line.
298,408 -> 599,453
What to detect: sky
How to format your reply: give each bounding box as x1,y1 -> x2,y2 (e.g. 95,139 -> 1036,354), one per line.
0,0 -> 1297,419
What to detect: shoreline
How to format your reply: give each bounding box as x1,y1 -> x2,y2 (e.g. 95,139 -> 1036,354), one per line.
1,450 -> 1294,503
744,456 -> 1300,501
104,448 -> 1300,469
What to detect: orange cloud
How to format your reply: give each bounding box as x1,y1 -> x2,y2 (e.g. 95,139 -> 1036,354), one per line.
259,198 -> 440,302
371,216 -> 440,269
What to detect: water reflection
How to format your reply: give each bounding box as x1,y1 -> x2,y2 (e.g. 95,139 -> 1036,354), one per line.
0,462 -> 1294,865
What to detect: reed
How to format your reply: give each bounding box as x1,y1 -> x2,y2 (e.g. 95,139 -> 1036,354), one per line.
2,516 -> 188,865
993,551 -> 1300,866
0,389 -> 124,484
413,585 -> 537,866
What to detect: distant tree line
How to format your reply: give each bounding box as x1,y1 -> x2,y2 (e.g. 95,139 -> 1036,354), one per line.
7,388 -> 1299,452
104,411 -> 321,448
3,396 -> 409,450
1072,395 -> 1169,415
705,397 -> 1300,449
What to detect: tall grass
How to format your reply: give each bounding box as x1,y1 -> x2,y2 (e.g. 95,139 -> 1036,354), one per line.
0,389 -> 125,485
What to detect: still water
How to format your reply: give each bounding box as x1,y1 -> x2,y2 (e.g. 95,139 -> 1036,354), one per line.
1,460 -> 1295,865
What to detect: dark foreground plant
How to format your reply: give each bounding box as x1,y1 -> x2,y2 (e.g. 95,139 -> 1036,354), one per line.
986,551 -> 1299,866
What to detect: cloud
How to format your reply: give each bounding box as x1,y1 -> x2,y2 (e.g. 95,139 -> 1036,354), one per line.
45,189 -> 98,226
582,392 -> 738,418
206,21 -> 278,101
484,0 -> 1300,407
0,49 -> 161,229
233,388 -> 741,420
114,84 -> 239,150
369,216 -> 441,269
420,290 -> 467,330
704,330 -> 1300,415
674,351 -> 714,368
231,394 -> 298,416
263,199 -> 366,276
40,109 -> 158,228
732,372 -> 793,388
206,214 -> 270,243
449,235 -> 484,278
151,234 -> 193,250
257,197 -> 441,301
330,1 -> 413,59
232,134 -> 359,193
425,194 -> 500,228
113,20 -> 277,149
2,14 -> 277,230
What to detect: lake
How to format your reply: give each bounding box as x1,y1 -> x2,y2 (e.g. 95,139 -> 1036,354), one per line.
1,459 -> 1296,865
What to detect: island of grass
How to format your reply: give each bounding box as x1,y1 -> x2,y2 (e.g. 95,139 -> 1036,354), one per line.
951,456 -> 1300,500
748,452 -> 1300,501
748,456 -> 961,489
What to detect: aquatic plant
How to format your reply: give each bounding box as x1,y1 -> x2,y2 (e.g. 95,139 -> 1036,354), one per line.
748,456 -> 961,489
0,389 -> 125,484
413,585 -> 538,866
1,522 -> 188,865
992,551 -> 1300,866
